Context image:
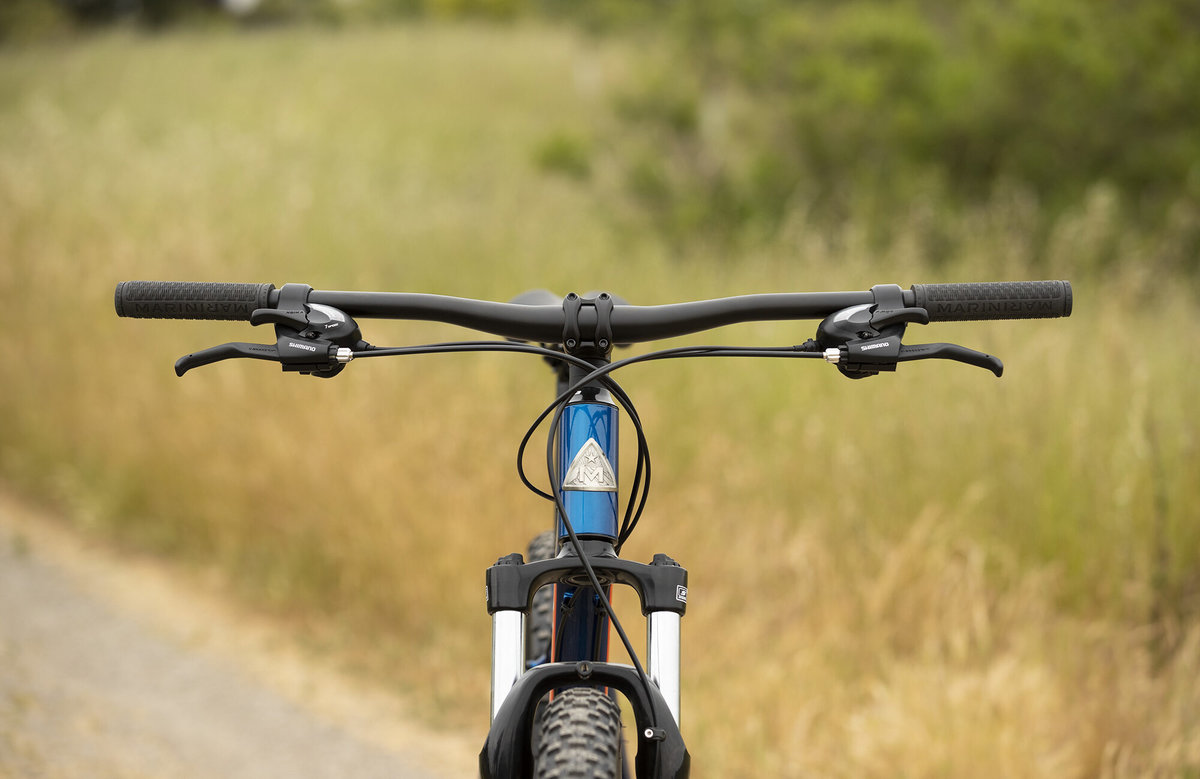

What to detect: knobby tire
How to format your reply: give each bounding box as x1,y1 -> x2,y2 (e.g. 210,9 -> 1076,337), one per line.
533,687 -> 623,779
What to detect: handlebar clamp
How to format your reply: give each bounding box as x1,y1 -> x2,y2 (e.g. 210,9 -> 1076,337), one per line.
562,292 -> 615,357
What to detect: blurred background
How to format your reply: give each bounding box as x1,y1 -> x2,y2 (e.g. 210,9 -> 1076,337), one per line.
1,1 -> 1198,776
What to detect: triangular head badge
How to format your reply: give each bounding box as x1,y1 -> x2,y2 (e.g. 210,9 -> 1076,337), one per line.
562,437 -> 618,492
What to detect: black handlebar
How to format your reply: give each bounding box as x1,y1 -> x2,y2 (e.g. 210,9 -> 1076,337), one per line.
115,280 -> 1072,344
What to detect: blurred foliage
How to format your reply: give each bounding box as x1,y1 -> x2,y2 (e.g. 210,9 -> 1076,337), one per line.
0,0 -> 74,41
8,0 -> 525,30
5,0 -> 1199,273
533,130 -> 593,180
603,0 -> 1200,269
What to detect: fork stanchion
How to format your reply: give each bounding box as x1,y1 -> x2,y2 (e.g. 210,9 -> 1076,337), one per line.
647,610 -> 682,726
490,610 -> 526,721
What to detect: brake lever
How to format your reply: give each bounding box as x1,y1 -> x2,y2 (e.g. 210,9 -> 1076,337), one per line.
175,335 -> 352,378
173,285 -> 363,378
174,342 -> 281,377
897,343 -> 1003,377
825,337 -> 1004,377
815,295 -> 1004,378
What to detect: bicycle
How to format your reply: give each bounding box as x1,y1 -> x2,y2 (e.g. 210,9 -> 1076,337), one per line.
114,278 -> 1073,778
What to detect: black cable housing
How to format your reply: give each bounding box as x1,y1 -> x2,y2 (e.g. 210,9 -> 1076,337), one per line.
351,339 -> 828,731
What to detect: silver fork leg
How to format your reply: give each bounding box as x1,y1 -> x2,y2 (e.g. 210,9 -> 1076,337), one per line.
647,611 -> 681,725
490,609 -> 525,721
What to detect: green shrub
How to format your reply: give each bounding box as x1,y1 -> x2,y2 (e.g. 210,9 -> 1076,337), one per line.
0,0 -> 75,41
603,0 -> 1200,270
533,131 -> 593,180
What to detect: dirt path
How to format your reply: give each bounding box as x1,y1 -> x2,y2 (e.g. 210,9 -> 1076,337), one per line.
0,491 -> 478,778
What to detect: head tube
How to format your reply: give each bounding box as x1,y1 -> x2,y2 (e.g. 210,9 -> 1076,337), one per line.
557,389 -> 619,541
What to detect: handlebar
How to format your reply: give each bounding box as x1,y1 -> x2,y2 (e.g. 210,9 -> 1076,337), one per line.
115,279 -> 1072,379
114,280 -> 1072,344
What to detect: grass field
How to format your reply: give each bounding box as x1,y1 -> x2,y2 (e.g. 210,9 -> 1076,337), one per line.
2,24 -> 1198,777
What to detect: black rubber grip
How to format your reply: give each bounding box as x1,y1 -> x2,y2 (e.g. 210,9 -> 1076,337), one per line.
114,281 -> 275,321
910,280 -> 1072,321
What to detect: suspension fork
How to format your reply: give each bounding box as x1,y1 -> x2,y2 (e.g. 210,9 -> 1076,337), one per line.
487,553 -> 688,724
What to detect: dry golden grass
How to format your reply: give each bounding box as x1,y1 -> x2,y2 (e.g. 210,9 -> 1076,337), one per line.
2,24 -> 1198,777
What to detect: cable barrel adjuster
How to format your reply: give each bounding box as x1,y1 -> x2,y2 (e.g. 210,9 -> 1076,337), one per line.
562,292 -> 615,356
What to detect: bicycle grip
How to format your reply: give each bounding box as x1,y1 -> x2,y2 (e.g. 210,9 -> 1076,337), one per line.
115,281 -> 276,321
910,280 -> 1072,321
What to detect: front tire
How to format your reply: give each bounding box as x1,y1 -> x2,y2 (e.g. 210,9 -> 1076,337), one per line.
526,530 -> 556,663
533,687 -> 623,779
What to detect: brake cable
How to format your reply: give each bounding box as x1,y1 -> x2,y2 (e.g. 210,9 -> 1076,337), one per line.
351,340 -> 823,728
339,337 -> 919,733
